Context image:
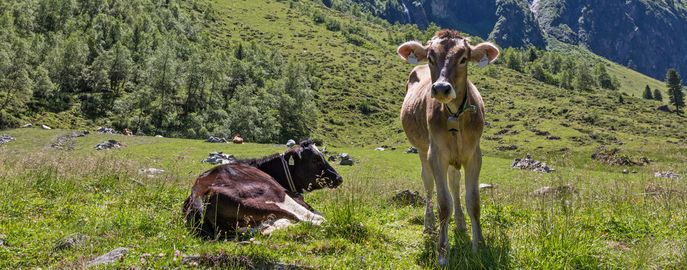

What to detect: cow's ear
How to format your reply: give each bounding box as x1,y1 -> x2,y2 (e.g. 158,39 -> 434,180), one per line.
397,41 -> 428,64
470,42 -> 499,66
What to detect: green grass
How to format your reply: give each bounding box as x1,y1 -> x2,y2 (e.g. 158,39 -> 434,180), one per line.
2,0 -> 687,268
1,128 -> 686,268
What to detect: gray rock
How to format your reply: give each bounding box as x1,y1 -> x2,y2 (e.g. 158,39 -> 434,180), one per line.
512,154 -> 554,173
206,136 -> 228,143
0,234 -> 6,246
654,171 -> 681,180
479,183 -> 494,190
96,127 -> 117,134
95,140 -> 123,150
202,152 -> 237,165
339,159 -> 354,166
155,135 -> 164,138
375,147 -> 385,151
338,153 -> 354,166
657,105 -> 671,112
327,155 -> 337,162
21,123 -> 32,128
87,247 -> 128,267
41,124 -> 52,130
139,168 -> 165,178
0,135 -> 15,145
405,147 -> 418,154
53,233 -> 88,252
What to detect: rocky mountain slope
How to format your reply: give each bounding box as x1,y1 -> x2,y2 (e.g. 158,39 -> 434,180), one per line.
351,0 -> 687,80
534,0 -> 687,80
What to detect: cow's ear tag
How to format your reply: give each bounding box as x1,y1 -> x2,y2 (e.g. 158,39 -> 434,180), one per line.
407,52 -> 418,65
288,156 -> 295,166
478,55 -> 489,68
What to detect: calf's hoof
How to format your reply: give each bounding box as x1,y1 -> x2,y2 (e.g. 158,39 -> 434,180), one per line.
438,255 -> 448,268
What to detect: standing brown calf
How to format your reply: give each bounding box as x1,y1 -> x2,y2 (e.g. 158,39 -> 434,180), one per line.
397,29 -> 499,266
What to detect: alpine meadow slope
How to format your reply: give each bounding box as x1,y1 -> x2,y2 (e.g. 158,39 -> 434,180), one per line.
1,0 -> 687,269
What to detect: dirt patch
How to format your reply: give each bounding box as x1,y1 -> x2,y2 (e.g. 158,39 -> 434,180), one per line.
591,146 -> 650,166
390,190 -> 425,206
50,131 -> 88,150
182,252 -> 311,269
644,183 -> 683,196
496,144 -> 517,151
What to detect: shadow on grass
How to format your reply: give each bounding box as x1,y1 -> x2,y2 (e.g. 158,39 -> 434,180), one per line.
418,230 -> 512,269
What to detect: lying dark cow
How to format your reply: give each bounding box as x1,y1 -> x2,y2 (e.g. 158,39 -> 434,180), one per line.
183,140 -> 342,238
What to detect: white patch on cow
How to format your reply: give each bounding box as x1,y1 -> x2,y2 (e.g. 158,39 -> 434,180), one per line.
267,195 -> 324,225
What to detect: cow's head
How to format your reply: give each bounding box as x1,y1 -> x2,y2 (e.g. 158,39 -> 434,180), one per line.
286,139 -> 343,192
397,29 -> 499,104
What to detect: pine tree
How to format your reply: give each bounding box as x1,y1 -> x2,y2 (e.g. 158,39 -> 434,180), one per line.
643,85 -> 653,99
654,89 -> 663,101
666,68 -> 685,114
575,62 -> 594,91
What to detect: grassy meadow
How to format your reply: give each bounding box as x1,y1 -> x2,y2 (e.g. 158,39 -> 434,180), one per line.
0,127 -> 686,269
2,0 -> 687,269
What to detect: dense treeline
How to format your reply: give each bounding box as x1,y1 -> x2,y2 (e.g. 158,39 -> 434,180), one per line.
500,47 -> 620,91
0,0 -> 317,142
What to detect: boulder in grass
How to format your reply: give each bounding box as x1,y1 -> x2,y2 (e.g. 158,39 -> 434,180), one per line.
512,154 -> 554,173
87,247 -> 129,267
339,153 -> 354,166
206,136 -> 228,143
405,147 -> 418,154
202,152 -> 237,165
654,171 -> 681,180
41,124 -> 52,130
96,127 -> 117,134
0,135 -> 15,145
95,140 -> 123,150
21,123 -> 32,128
479,183 -> 494,190
140,168 -> 165,178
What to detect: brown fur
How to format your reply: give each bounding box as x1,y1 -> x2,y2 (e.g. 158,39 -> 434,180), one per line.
183,164 -> 299,238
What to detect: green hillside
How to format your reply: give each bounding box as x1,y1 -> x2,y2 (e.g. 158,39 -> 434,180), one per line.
2,0 -> 683,149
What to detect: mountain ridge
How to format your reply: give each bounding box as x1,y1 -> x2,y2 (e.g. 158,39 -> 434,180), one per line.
349,0 -> 687,81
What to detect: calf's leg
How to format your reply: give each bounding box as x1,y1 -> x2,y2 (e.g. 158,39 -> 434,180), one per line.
429,145 -> 452,267
464,148 -> 484,253
448,166 -> 467,233
419,152 -> 435,233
